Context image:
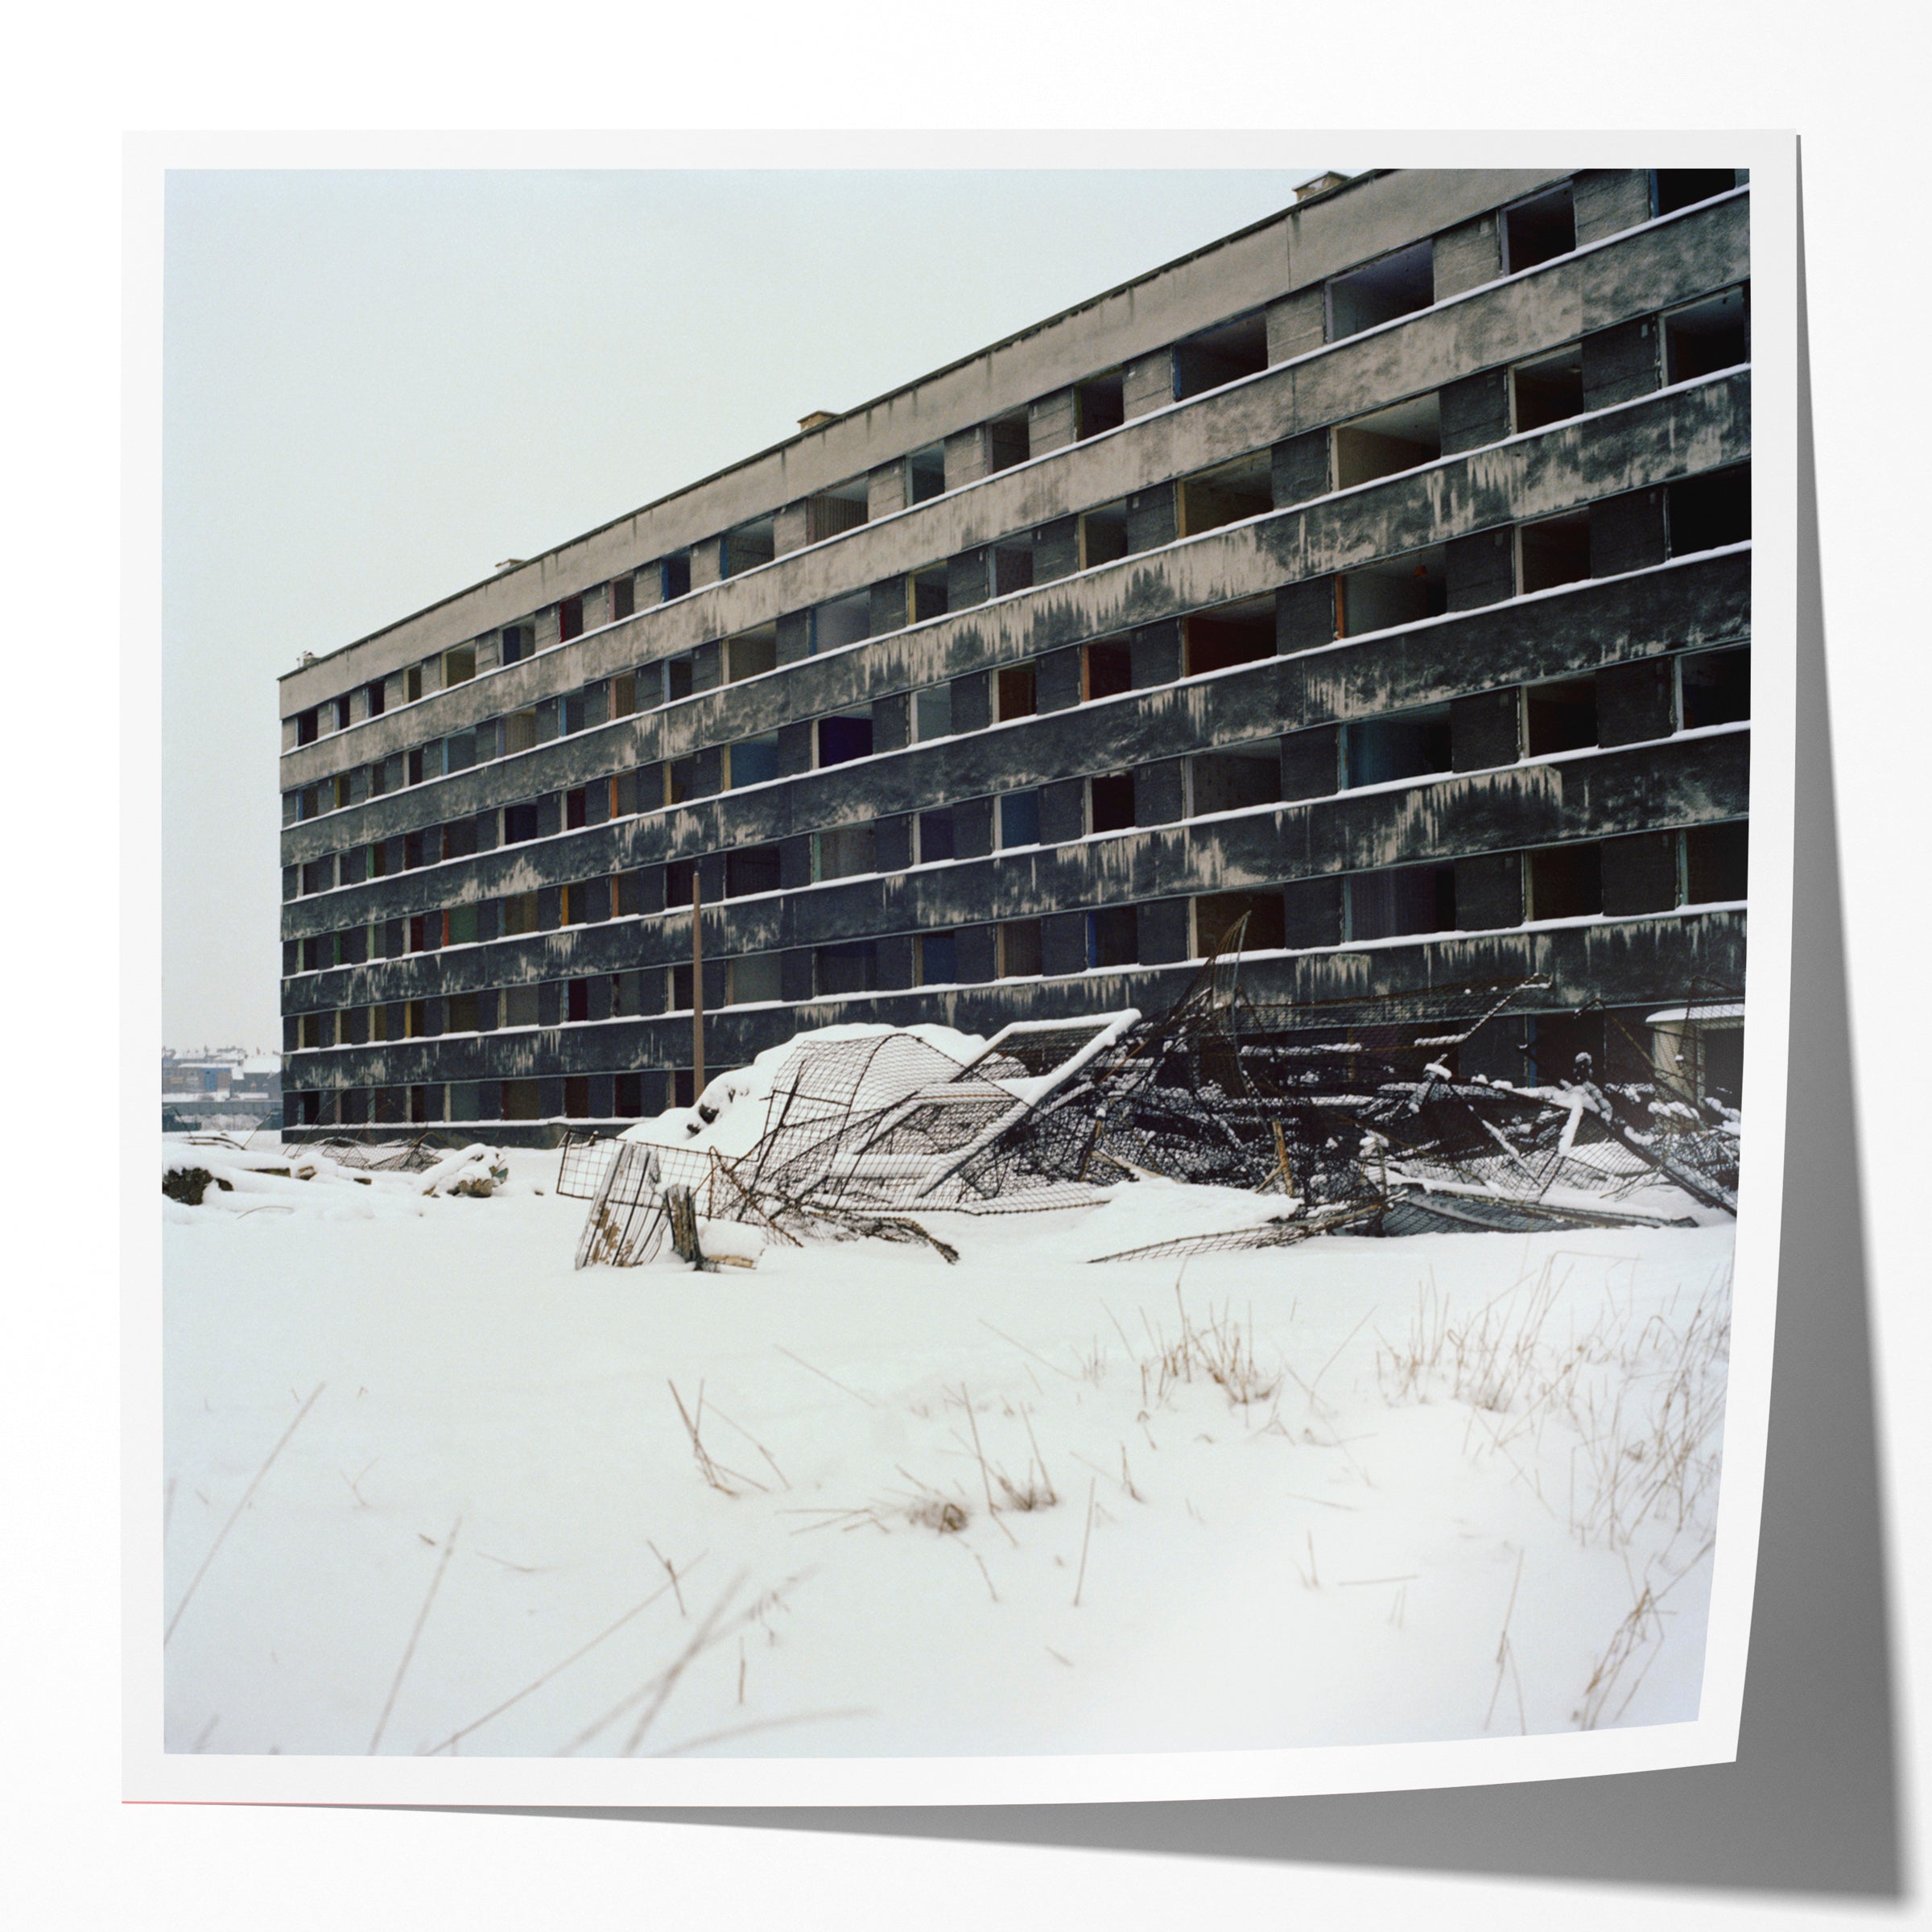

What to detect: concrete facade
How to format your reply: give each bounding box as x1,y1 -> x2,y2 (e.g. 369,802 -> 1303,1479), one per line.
277,167 -> 1752,1141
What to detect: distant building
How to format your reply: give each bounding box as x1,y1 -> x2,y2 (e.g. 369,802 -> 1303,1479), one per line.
276,167 -> 1751,1145
162,1049 -> 282,1133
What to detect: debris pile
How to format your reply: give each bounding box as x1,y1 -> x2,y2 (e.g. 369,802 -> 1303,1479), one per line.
564,927 -> 1742,1269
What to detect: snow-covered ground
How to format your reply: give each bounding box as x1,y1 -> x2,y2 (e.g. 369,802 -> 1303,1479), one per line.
162,1133 -> 1734,1761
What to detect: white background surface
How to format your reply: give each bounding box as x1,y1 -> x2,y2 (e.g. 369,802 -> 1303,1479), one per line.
8,1 -> 1927,1924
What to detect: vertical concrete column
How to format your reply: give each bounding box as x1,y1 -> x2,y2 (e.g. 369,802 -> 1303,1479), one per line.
1136,900 -> 1191,965
1589,490 -> 1668,577
1439,370 -> 1511,456
1275,578 -> 1336,655
1451,688 -> 1522,770
944,426 -> 990,489
1271,430 -> 1331,509
687,540 -> 724,591
1282,875 -> 1343,949
1432,213 -> 1501,297
1040,910 -> 1088,978
772,502 -> 810,556
1027,390 -> 1078,456
1445,530 -> 1517,611
1279,725 -> 1340,800
1596,656 -> 1676,745
1572,170 -> 1653,246
1265,287 -> 1325,363
1121,349 -> 1174,420
868,461 -> 909,522
1454,852 -> 1525,929
1581,319 -> 1661,409
1601,832 -> 1679,915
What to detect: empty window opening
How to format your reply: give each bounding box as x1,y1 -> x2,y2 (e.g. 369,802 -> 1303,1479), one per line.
666,654 -> 696,701
911,567 -> 949,621
987,411 -> 1030,473
728,733 -> 779,788
997,919 -> 1044,979
726,953 -> 783,1005
918,931 -> 958,985
502,708 -> 539,754
914,684 -> 953,741
721,515 -> 776,576
916,809 -> 955,863
502,801 -> 540,844
1194,890 -> 1286,956
565,786 -> 588,829
444,643 -> 477,687
1529,844 -> 1604,920
406,664 -> 426,703
1512,346 -> 1585,432
1189,745 -> 1282,816
1174,312 -> 1268,400
817,708 -> 874,767
1088,772 -> 1137,834
1087,906 -> 1137,969
365,679 -> 386,716
1345,705 -> 1452,787
1327,241 -> 1435,342
1525,676 -> 1599,756
1183,598 -> 1276,676
1665,287 -> 1749,384
998,791 -> 1042,849
562,1076 -> 592,1120
609,670 -> 638,719
1347,864 -> 1456,942
669,962 -> 696,1010
1653,169 -> 1743,218
558,596 -> 584,642
665,757 -> 698,805
1680,646 -> 1750,729
660,554 -> 692,601
335,696 -> 353,732
996,663 -> 1038,722
501,624 -> 533,665
1080,506 -> 1130,568
664,859 -> 696,910
1178,452 -> 1275,535
501,892 -> 539,938
815,824 -> 877,881
1667,466 -> 1751,555
1076,373 -> 1126,438
566,978 -> 591,1023
907,443 -> 947,504
1684,821 -> 1748,903
818,942 -> 879,995
992,543 -> 1034,597
814,590 -> 872,654
1337,551 -> 1447,635
1332,393 -> 1443,490
1519,511 -> 1592,594
726,625 -> 778,683
726,845 -> 782,897
1503,186 -> 1576,273
296,708 -> 319,746
447,902 -> 478,943
612,575 -> 636,621
1083,641 -> 1133,701
804,479 -> 868,544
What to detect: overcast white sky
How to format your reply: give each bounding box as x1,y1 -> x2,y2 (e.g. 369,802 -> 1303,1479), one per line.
160,166 -> 1323,1051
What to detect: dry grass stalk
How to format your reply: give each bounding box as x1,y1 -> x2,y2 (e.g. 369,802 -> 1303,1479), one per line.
668,1380 -> 767,1496
369,1513 -> 461,1753
166,1381 -> 326,1645
1071,1477 -> 1098,1608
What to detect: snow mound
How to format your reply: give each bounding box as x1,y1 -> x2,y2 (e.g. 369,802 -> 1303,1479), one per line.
620,1021 -> 989,1160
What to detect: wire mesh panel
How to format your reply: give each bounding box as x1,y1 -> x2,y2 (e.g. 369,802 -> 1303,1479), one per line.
556,1131 -> 622,1200
575,1140 -> 670,1269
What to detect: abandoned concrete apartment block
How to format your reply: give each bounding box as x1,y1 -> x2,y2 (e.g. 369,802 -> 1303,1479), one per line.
277,167 -> 1752,1144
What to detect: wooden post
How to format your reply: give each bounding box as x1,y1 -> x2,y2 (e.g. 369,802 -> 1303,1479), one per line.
691,871 -> 705,1102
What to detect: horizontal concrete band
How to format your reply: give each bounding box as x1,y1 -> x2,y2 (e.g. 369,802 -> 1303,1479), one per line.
282,729 -> 1748,1014
279,550 -> 1751,931
276,170 -> 1709,710
276,194 -> 1749,768
276,376 -> 1752,876
282,907 -> 1748,1092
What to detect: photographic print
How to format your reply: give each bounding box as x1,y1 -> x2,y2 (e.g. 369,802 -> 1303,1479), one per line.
138,137 -> 1793,1804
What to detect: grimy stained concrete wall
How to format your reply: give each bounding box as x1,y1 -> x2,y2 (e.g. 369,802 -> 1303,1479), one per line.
275,167 -> 1752,1136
